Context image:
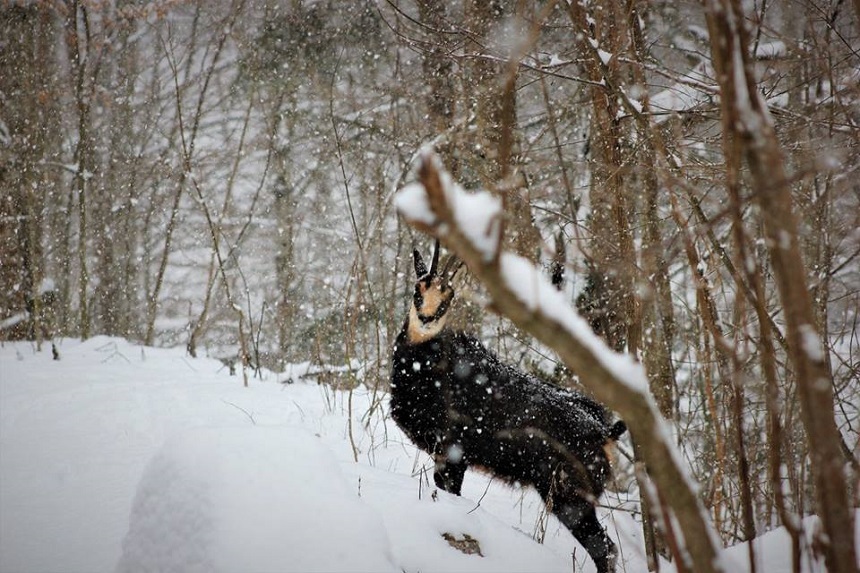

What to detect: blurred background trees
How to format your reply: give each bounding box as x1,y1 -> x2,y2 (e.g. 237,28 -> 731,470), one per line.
1,0 -> 858,569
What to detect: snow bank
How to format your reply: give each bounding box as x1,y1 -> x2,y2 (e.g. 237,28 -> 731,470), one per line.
3,337 -> 850,573
116,427 -> 396,573
0,338 -> 584,573
718,512 -> 859,573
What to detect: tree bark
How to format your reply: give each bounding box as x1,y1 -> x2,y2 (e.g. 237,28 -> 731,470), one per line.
66,0 -> 94,340
565,0 -> 638,354
0,6 -> 57,342
464,0 -> 541,262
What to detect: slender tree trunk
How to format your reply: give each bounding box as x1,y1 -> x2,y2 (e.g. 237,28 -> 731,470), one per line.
722,72 -> 758,563
464,0 -> 541,262
66,0 -> 93,339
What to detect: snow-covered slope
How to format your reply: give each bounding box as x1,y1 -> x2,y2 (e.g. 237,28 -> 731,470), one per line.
117,427 -> 398,573
0,337 -> 852,572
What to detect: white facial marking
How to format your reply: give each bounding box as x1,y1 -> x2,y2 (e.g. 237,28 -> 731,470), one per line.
406,305 -> 447,344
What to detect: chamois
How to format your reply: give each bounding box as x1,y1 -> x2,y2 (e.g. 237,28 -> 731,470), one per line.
390,242 -> 626,573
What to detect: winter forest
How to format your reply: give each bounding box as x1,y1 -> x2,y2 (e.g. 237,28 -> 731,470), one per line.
1,0 -> 859,572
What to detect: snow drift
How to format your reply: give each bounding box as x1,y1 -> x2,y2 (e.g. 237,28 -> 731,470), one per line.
1,337 -> 853,572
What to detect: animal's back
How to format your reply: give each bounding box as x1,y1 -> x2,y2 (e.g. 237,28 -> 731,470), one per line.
444,332 -> 614,481
444,332 -> 612,436
391,329 -> 615,491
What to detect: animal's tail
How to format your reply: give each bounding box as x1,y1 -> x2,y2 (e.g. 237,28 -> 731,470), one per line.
609,420 -> 627,440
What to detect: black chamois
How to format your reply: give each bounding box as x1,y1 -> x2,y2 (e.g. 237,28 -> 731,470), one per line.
390,242 -> 627,573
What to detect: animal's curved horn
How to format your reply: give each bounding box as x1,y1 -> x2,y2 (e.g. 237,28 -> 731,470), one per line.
429,239 -> 441,277
413,249 -> 428,278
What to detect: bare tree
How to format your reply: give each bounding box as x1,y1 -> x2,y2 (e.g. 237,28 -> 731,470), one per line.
704,0 -> 857,569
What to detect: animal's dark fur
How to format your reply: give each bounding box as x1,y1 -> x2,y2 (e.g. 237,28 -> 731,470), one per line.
390,245 -> 626,573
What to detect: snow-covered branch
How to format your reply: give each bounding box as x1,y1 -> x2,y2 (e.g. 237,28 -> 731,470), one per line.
395,153 -> 728,573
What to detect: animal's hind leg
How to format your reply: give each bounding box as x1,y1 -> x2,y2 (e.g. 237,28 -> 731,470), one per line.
553,497 -> 617,573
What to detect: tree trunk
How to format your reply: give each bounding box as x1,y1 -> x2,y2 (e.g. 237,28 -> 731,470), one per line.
0,6 -> 59,343
464,0 -> 541,262
66,0 -> 94,340
566,0 -> 638,354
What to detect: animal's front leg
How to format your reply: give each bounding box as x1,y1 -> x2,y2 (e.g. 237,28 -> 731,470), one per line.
433,446 -> 466,495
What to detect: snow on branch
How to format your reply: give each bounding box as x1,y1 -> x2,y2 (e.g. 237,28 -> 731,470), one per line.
396,153 -> 504,263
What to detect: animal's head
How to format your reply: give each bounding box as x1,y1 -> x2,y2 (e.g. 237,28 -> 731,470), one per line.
407,240 -> 463,343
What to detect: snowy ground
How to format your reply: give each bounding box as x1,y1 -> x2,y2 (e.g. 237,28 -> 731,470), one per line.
0,337 -> 852,572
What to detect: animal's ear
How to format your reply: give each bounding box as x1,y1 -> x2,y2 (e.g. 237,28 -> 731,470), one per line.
448,258 -> 465,284
439,254 -> 464,286
413,249 -> 428,278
